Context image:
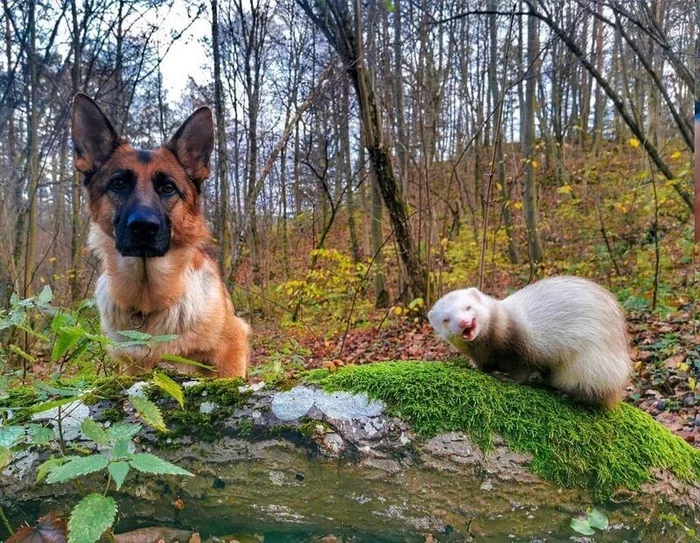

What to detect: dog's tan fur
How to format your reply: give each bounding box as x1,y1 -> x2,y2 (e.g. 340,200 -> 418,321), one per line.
72,93 -> 249,377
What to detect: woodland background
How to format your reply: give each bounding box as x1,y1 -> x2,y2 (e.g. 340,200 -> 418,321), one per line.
0,0 -> 697,444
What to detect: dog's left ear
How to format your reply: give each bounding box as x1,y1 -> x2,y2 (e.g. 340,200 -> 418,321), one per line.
166,107 -> 214,188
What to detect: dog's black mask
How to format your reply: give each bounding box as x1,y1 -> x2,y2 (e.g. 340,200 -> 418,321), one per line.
114,204 -> 171,258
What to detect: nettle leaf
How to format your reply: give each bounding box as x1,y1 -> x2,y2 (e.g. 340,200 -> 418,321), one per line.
67,493 -> 117,543
0,426 -> 24,447
128,453 -> 192,476
152,372 -> 184,408
588,508 -> 609,531
32,381 -> 83,397
110,438 -> 132,460
52,327 -> 86,361
36,457 -> 70,482
80,419 -> 109,446
27,424 -> 54,446
151,334 -> 178,343
9,344 -> 37,364
161,353 -> 214,371
37,285 -> 53,305
46,454 -> 109,484
51,311 -> 76,332
570,518 -> 595,536
130,396 -> 167,432
106,423 -> 141,443
107,461 -> 130,490
27,395 -> 85,415
117,330 -> 152,342
0,446 -> 11,470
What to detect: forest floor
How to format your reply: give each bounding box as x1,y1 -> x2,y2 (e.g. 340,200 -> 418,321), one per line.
249,301 -> 700,448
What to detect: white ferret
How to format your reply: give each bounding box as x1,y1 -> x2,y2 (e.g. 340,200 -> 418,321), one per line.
428,276 -> 632,407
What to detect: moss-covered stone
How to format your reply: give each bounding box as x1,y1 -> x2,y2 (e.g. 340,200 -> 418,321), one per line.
307,361 -> 700,499
157,378 -> 250,442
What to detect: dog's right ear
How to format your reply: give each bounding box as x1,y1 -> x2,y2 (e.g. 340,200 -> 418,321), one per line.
71,93 -> 121,177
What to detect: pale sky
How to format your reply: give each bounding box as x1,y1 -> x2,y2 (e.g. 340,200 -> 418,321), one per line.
152,3 -> 212,100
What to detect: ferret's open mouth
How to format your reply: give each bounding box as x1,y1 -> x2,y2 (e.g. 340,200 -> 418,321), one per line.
461,318 -> 476,340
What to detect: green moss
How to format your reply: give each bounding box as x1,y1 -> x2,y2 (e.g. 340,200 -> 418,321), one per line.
308,361 -> 700,499
96,407 -> 125,423
159,378 -> 250,443
298,419 -> 328,440
88,375 -> 138,400
183,378 -> 247,407
0,387 -> 39,409
0,386 -> 39,424
236,418 -> 253,438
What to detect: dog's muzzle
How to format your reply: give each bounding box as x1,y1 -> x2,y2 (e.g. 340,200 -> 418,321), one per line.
115,207 -> 171,257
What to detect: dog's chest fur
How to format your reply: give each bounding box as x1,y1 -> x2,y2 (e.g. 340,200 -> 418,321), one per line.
90,223 -> 222,361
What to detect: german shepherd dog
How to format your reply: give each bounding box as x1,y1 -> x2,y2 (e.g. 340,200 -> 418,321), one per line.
71,93 -> 250,377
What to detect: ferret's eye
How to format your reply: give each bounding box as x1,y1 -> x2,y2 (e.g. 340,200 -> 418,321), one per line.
442,318 -> 450,324
466,305 -> 471,311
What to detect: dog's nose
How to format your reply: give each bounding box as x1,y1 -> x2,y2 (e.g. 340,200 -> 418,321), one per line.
127,209 -> 160,238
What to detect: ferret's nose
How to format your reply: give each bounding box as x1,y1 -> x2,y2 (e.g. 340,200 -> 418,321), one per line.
458,317 -> 475,330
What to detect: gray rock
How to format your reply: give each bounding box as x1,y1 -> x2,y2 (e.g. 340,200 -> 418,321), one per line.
271,386 -> 317,420
31,400 -> 90,441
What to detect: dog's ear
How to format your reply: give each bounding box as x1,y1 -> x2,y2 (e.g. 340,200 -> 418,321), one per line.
166,107 -> 214,188
71,93 -> 121,177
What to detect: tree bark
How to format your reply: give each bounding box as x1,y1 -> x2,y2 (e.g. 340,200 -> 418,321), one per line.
489,0 -> 519,266
211,0 -> 231,279
522,5 -> 544,267
23,0 -> 40,297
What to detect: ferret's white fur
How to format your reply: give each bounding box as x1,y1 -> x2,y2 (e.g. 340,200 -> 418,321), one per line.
428,276 -> 631,407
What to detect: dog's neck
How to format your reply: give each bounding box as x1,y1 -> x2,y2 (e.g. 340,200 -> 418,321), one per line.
88,223 -> 206,314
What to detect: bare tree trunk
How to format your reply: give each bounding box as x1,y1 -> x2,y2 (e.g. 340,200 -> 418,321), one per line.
522,4 -> 544,267
69,0 -> 83,302
591,0 -> 606,155
392,0 -> 408,195
489,0 -> 519,265
296,0 -> 426,301
341,78 -> 361,263
24,0 -> 39,297
211,0 -> 231,279
360,132 -> 389,309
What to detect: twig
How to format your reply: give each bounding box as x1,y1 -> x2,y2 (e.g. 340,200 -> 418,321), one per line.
0,505 -> 14,535
593,196 -> 622,277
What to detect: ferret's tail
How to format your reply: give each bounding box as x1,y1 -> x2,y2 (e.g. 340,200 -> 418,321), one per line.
551,353 -> 630,409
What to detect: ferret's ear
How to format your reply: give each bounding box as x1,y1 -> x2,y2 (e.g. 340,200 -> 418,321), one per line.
72,93 -> 122,177
468,288 -> 482,300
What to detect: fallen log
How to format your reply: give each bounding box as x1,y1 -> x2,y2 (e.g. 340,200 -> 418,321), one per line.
2,361 -> 699,540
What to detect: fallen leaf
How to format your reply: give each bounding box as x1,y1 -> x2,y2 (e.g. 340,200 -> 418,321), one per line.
7,514 -> 67,543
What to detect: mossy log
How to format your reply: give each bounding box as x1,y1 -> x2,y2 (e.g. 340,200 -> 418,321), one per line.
1,362 -> 699,541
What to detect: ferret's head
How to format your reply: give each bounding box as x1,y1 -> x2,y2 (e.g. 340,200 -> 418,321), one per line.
428,288 -> 491,347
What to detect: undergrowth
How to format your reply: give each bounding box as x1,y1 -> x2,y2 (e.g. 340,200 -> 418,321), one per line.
307,361 -> 700,499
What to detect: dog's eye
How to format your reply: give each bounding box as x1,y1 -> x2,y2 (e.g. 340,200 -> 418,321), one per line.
466,305 -> 471,311
159,182 -> 176,195
442,318 -> 450,324
109,178 -> 128,191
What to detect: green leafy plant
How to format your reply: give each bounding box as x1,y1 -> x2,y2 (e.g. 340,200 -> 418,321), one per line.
570,508 -> 609,536
1,291 -> 196,543
36,419 -> 192,543
277,248 -> 372,333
